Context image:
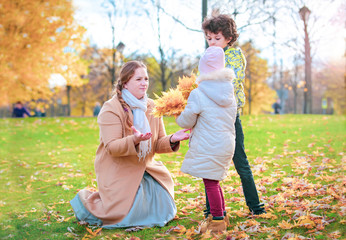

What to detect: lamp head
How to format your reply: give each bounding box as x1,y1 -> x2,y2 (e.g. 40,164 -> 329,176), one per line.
299,6 -> 311,22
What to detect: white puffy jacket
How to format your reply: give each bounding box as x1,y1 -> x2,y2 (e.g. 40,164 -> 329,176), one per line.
176,68 -> 237,181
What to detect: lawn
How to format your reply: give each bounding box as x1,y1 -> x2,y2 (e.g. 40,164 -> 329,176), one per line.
0,115 -> 345,240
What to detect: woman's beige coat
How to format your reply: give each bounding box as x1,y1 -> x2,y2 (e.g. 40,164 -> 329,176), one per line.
77,96 -> 179,226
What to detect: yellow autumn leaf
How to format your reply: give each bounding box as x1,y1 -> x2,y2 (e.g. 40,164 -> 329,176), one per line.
26,184 -> 32,193
234,209 -> 248,218
256,212 -> 278,220
177,73 -> 198,99
173,224 -> 186,234
278,220 -> 294,229
152,88 -> 186,117
85,227 -> 102,236
185,226 -> 197,238
200,229 -> 213,239
295,216 -> 316,229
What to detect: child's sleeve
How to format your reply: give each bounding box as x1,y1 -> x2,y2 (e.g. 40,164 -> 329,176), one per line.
176,90 -> 200,129
225,48 -> 246,111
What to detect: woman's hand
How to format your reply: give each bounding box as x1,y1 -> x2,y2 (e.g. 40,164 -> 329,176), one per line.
170,129 -> 190,143
132,126 -> 152,145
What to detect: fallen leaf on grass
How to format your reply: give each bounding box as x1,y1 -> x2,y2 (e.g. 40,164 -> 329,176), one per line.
200,229 -> 213,239
85,227 -> 102,236
165,224 -> 186,234
234,210 -> 248,218
185,226 -> 198,238
327,231 -> 341,239
125,226 -> 145,232
82,233 -> 93,240
281,232 -> 305,240
254,212 -> 278,220
63,216 -> 74,222
278,220 -> 294,229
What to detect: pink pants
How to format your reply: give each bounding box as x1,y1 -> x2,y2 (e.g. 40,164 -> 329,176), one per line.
203,178 -> 225,217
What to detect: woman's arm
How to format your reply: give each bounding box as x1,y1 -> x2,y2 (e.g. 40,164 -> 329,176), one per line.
98,111 -> 138,157
154,117 -> 177,153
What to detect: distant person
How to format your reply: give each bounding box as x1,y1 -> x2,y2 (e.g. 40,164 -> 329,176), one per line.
70,61 -> 190,229
93,102 -> 101,117
272,99 -> 281,114
34,107 -> 43,117
176,46 -> 237,233
12,101 -> 31,118
321,98 -> 327,114
34,105 -> 46,117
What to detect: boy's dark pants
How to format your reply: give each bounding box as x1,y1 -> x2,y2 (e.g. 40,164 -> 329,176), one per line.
233,115 -> 264,213
205,115 -> 264,216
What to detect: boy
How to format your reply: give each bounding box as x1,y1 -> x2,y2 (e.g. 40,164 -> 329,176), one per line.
202,14 -> 266,216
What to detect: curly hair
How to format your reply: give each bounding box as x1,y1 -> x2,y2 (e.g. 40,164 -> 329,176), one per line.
112,60 -> 147,131
202,14 -> 239,47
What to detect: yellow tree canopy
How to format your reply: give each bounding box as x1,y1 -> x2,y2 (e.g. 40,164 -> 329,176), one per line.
0,0 -> 86,105
241,41 -> 276,115
316,61 -> 345,114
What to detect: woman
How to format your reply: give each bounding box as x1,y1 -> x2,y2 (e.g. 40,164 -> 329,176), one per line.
70,61 -> 190,228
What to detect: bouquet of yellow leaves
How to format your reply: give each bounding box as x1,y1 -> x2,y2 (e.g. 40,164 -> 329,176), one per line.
152,73 -> 198,117
177,73 -> 198,99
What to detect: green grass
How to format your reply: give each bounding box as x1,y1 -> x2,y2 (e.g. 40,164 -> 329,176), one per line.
0,115 -> 345,239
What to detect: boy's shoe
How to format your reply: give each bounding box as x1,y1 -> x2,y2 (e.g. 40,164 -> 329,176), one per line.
249,204 -> 266,215
199,215 -> 227,234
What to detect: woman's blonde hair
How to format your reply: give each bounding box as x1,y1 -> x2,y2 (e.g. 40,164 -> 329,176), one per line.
113,60 -> 147,130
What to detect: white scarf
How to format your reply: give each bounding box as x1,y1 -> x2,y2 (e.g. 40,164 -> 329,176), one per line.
121,89 -> 152,161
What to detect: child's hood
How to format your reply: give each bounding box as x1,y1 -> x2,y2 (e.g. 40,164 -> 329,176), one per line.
197,68 -> 235,107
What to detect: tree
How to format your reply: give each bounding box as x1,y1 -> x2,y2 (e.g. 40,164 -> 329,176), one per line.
55,27 -> 89,116
288,55 -> 304,113
315,61 -> 345,115
101,0 -> 127,90
80,46 -> 111,104
270,0 -> 340,114
241,41 -> 276,115
145,0 -> 174,92
0,0 -> 86,105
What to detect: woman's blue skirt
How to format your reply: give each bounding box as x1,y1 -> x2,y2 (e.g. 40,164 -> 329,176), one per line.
70,172 -> 177,228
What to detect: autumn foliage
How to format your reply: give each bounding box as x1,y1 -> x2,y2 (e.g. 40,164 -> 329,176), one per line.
177,73 -> 198,100
153,73 -> 197,117
0,0 -> 87,105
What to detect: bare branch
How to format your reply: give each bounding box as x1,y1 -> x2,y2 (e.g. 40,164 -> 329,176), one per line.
155,4 -> 202,32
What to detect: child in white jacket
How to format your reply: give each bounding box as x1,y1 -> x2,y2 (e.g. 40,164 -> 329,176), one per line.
176,46 -> 237,233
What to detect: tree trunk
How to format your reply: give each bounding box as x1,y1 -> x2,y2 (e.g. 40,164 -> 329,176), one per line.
303,17 -> 312,114
66,85 -> 71,116
248,72 -> 252,115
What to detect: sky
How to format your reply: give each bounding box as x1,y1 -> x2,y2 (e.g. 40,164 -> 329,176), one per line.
71,0 -> 345,68
72,0 -> 204,58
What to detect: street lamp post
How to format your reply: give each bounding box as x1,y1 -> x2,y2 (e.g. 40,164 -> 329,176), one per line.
202,0 -> 208,49
299,6 -> 312,114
